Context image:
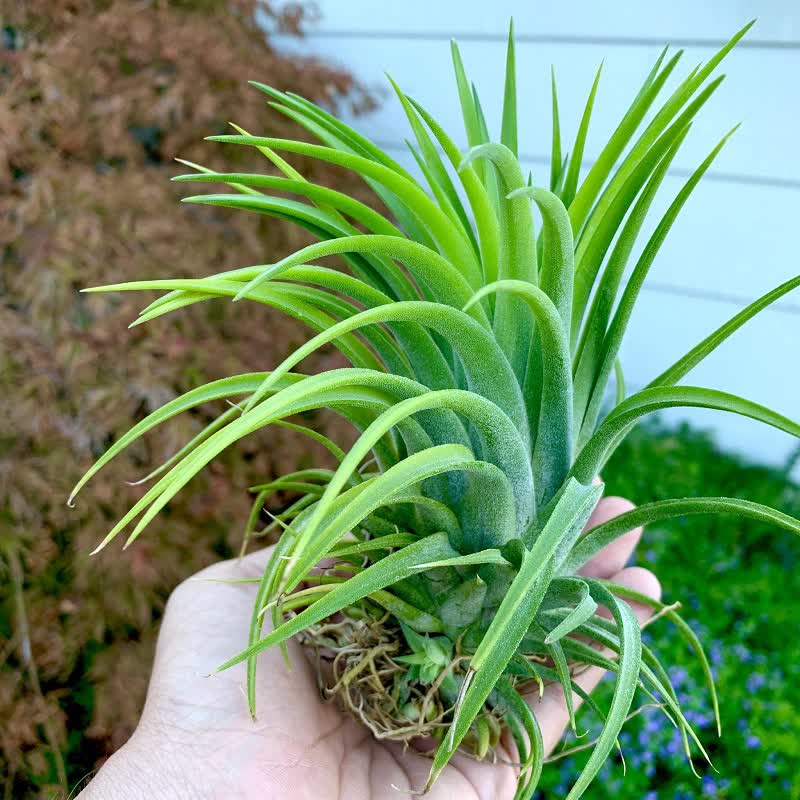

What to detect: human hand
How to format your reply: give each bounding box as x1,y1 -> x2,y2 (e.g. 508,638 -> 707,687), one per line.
79,495 -> 659,800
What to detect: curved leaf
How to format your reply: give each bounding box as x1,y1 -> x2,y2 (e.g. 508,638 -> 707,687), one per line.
574,385 -> 800,484
649,274 -> 800,388
172,172 -> 403,237
241,302 -> 529,447
216,533 -> 459,675
280,447 -> 516,595
565,496 -> 800,574
460,143 -> 537,380
295,388 -> 534,558
564,581 -> 641,800
206,134 -> 481,286
69,373 -> 290,504
465,280 -> 571,507
425,479 -> 602,788
232,235 -> 490,331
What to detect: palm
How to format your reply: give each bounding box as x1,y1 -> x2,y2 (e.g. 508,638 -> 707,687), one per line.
87,497 -> 657,800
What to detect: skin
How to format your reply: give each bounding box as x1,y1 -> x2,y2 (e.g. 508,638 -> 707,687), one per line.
79,495 -> 659,800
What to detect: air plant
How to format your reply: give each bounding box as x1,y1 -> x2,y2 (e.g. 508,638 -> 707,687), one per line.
71,19 -> 800,799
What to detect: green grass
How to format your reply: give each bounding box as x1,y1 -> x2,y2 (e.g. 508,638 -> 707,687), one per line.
536,419 -> 800,799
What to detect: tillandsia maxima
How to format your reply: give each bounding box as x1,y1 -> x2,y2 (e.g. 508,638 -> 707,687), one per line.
71,19 -> 800,799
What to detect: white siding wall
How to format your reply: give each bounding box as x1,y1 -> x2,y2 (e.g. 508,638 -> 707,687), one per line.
270,1 -> 800,471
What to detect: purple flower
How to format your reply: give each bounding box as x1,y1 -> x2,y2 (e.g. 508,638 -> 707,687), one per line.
746,672 -> 766,693
669,666 -> 689,686
666,732 -> 682,756
645,717 -> 662,734
701,775 -> 718,796
746,735 -> 761,749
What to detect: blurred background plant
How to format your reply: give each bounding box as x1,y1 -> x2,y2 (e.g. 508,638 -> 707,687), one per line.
536,422 -> 800,800
0,1 -> 372,796
1,2 -> 798,799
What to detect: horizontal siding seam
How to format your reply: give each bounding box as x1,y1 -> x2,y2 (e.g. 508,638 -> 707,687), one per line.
272,30 -> 800,52
643,282 -> 800,317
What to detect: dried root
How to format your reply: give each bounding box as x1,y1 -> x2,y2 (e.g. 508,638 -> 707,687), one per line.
298,612 -> 507,761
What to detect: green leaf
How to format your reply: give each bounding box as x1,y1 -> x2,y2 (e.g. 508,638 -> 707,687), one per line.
528,619 -> 581,735
272,419 -> 347,464
438,576 -> 487,634
571,122 -> 689,429
88,368 -> 447,551
68,373 -> 289,505
327,532 -> 418,559
242,302 -> 528,447
206,134 -> 481,287
123,404 -> 241,490
102,278 -> 391,374
281,447 -> 516,594
511,187 -> 575,337
500,19 -> 518,157
460,143 -> 537,381
561,62 -> 602,208
572,613 -> 710,765
494,677 -> 544,800
574,386 -> 800,483
567,47 -> 682,233
247,83 -> 416,179
410,550 -> 509,571
465,280 -> 571,508
407,97 -> 501,289
386,77 -> 479,255
648,274 -> 800,388
602,580 -> 721,736
299,387 -> 533,554
564,496 -> 800,574
215,533 -> 458,673
575,123 -> 738,442
543,579 -> 597,644
172,173 -> 403,237
549,67 -> 562,193
425,479 -> 602,787
572,83 -> 723,347
232,236 -> 489,332
570,20 -> 753,237
451,40 -> 485,174
172,157 -> 263,196
564,581 -> 641,800
369,590 -> 444,632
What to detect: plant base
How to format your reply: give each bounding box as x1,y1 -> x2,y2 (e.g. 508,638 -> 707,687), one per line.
298,611 -> 510,762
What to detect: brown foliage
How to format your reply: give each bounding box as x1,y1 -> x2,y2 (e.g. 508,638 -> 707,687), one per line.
0,2 -> 374,795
